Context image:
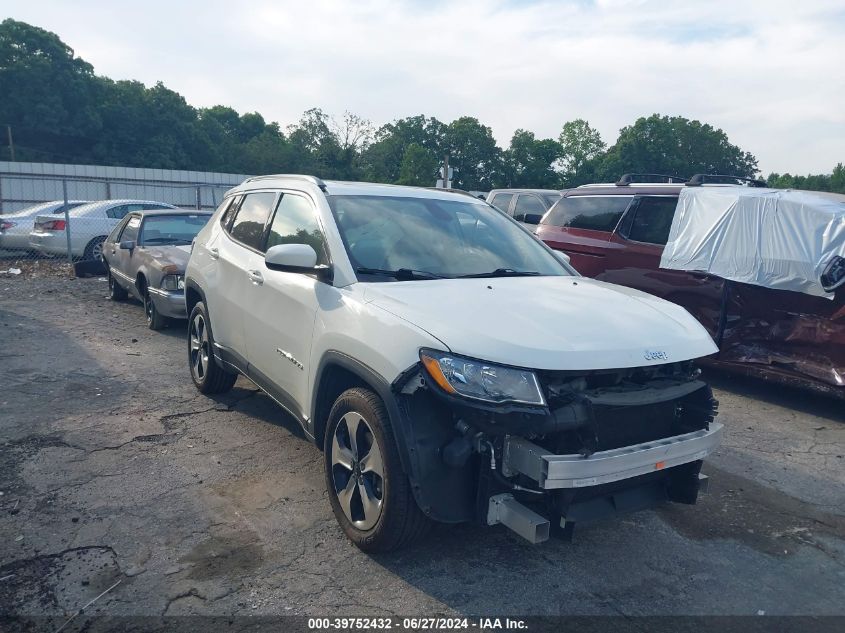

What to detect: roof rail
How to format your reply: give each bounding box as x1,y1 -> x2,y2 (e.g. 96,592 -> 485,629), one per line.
686,174 -> 767,188
244,174 -> 327,191
616,173 -> 687,186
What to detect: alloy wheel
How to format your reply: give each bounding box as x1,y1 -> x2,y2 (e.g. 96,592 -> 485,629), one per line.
189,313 -> 209,381
330,411 -> 385,530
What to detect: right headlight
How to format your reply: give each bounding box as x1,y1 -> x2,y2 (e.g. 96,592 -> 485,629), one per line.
419,349 -> 546,406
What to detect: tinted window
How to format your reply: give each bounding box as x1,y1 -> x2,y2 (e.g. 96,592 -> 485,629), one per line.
330,195 -> 568,280
490,193 -> 514,214
266,194 -> 328,265
55,202 -> 86,214
544,196 -> 633,232
229,192 -> 277,250
514,194 -> 546,217
140,214 -> 210,245
626,197 -> 678,245
120,216 -> 141,242
541,193 -> 562,207
107,204 -> 131,219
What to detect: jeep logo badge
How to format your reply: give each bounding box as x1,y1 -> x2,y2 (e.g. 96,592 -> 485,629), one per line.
644,350 -> 668,361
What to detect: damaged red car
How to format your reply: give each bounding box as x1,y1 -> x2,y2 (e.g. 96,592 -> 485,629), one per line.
533,174 -> 845,398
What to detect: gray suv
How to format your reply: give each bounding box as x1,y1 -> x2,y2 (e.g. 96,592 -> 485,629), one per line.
486,189 -> 564,224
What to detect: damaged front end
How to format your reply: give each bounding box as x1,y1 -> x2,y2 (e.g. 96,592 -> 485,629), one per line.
392,356 -> 722,543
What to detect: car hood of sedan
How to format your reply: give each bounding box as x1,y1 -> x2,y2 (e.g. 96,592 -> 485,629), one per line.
146,244 -> 191,271
363,275 -> 718,371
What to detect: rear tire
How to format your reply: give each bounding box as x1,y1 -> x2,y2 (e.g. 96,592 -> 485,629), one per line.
108,269 -> 128,301
187,301 -> 237,394
83,236 -> 106,262
324,387 -> 432,552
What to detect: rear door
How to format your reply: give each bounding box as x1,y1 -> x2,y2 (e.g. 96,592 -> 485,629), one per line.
534,194 -> 633,277
212,191 -> 278,361
600,195 -> 726,339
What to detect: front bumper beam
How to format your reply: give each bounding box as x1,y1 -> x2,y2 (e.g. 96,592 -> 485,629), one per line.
502,423 -> 723,490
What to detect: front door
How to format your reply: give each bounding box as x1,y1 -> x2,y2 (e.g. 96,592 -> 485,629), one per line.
243,191 -> 330,418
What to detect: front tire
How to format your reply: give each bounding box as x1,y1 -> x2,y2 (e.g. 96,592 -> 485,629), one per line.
187,301 -> 237,394
143,286 -> 167,331
324,387 -> 431,552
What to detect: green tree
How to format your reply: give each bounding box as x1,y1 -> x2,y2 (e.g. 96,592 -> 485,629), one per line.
599,114 -> 758,181
445,117 -> 502,190
362,115 -> 446,183
504,129 -> 561,188
397,143 -> 438,186
558,119 -> 606,187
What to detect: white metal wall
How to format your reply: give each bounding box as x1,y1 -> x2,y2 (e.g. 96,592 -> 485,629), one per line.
0,161 -> 251,213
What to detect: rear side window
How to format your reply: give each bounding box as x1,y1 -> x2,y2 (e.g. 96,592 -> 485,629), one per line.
543,196 -> 633,232
229,192 -> 277,250
107,204 -> 131,219
490,193 -> 514,214
514,194 -> 546,216
625,197 -> 678,245
120,216 -> 142,242
266,194 -> 328,265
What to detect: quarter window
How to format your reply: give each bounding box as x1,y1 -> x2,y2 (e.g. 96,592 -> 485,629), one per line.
229,192 -> 277,251
543,196 -> 633,232
266,194 -> 328,265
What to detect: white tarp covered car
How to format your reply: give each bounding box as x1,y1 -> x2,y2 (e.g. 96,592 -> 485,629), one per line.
660,186 -> 845,299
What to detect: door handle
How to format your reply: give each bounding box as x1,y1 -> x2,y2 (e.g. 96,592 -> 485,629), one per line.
248,269 -> 264,285
208,247 -> 219,260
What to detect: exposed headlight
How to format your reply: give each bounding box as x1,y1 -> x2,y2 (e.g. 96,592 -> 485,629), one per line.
160,274 -> 185,291
419,349 -> 546,406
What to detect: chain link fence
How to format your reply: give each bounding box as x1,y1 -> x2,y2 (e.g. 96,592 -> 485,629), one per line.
0,171 -> 243,273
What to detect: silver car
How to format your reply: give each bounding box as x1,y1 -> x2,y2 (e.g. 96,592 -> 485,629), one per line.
30,199 -> 176,261
103,209 -> 212,329
0,200 -> 89,252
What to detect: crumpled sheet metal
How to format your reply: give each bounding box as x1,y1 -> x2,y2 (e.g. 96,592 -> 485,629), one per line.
660,187 -> 845,299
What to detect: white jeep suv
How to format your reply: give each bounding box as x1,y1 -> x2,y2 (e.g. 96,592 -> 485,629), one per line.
184,175 -> 723,552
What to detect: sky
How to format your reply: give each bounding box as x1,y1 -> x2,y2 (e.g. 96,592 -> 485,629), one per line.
6,0 -> 845,175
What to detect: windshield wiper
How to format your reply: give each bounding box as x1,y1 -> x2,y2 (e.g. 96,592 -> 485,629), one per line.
457,268 -> 541,278
355,267 -> 450,281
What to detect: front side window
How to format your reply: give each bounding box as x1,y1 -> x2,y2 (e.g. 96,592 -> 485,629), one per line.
490,193 -> 514,214
543,195 -> 633,232
140,215 -> 210,246
266,194 -> 328,265
329,195 -> 569,280
120,216 -> 142,242
625,197 -> 678,245
228,192 -> 277,251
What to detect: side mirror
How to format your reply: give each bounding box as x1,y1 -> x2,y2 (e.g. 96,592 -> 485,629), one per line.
553,250 -> 571,265
522,213 -> 542,225
119,240 -> 135,250
265,244 -> 333,282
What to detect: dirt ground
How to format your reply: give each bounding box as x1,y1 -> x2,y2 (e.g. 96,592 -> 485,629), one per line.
1,273 -> 844,618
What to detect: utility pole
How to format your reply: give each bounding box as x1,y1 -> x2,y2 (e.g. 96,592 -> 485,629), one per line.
443,154 -> 449,188
6,125 -> 14,162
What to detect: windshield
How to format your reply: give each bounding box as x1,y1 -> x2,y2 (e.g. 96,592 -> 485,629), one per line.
328,195 -> 570,281
140,214 -> 210,245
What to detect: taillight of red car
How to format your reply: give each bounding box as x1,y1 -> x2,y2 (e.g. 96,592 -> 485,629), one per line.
0,220 -> 16,230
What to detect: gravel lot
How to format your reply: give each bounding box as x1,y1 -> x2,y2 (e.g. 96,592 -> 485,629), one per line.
1,272 -> 844,618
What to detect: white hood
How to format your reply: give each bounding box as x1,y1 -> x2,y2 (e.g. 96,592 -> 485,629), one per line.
363,276 -> 718,371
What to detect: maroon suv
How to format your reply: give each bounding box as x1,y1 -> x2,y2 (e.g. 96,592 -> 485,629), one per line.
534,174 -> 845,398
